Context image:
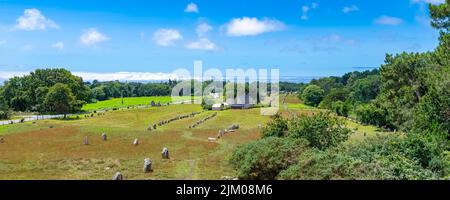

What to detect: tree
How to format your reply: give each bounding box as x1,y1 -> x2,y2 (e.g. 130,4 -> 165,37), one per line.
91,86 -> 107,101
0,91 -> 10,120
429,0 -> 449,31
377,52 -> 431,130
300,85 -> 325,107
1,68 -> 90,112
44,83 -> 76,118
348,74 -> 380,103
319,87 -> 349,109
310,77 -> 343,94
331,100 -> 350,117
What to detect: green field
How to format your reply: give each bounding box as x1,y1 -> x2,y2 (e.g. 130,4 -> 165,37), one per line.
82,96 -> 177,111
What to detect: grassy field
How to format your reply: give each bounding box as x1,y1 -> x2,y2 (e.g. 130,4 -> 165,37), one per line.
0,104 -> 273,179
82,96 -> 185,111
0,94 -> 387,180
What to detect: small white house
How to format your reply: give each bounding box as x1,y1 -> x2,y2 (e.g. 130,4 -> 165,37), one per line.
212,103 -> 223,111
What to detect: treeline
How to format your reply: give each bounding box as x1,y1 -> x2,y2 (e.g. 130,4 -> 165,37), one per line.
87,80 -> 177,101
299,69 -> 380,113
299,8 -> 449,134
231,1 -> 449,180
0,69 -> 179,118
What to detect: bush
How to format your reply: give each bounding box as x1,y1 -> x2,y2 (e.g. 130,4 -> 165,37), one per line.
279,134 -> 442,180
0,110 -> 10,119
262,114 -> 289,138
288,112 -> 351,150
278,148 -> 371,180
331,100 -> 350,117
230,137 -> 308,180
346,134 -> 444,179
355,103 -> 389,127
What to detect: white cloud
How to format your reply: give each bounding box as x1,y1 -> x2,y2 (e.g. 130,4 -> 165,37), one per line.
343,5 -> 359,13
411,0 -> 445,5
184,2 -> 199,13
301,6 -> 310,20
196,22 -> 213,37
225,17 -> 285,37
15,8 -> 59,31
52,41 -> 64,50
0,71 -> 181,82
186,38 -> 218,51
153,29 -> 183,47
301,3 -> 319,20
375,16 -> 403,25
74,72 -> 181,81
80,28 -> 109,46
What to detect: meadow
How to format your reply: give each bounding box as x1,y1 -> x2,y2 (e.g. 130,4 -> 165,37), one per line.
0,95 -> 383,180
81,96 -> 173,111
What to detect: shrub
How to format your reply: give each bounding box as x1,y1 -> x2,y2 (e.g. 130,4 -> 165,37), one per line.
262,114 -> 289,138
279,134 -> 441,180
288,112 -> 351,150
0,110 -> 10,119
331,100 -> 350,117
230,137 -> 308,180
355,103 -> 389,127
278,148 -> 371,180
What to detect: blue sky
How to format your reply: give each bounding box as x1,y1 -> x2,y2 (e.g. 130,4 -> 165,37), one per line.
0,0 -> 445,80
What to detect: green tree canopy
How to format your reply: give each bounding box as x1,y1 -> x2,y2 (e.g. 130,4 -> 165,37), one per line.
44,83 -> 76,117
301,85 -> 325,107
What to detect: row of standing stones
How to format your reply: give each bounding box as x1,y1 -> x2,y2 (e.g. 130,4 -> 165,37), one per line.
147,111 -> 202,131
82,133 -> 169,180
189,112 -> 217,129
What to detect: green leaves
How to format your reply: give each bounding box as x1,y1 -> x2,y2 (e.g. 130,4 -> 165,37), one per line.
44,83 -> 76,116
429,0 -> 450,32
287,112 -> 351,150
230,137 -> 308,180
300,84 -> 325,107
0,68 -> 90,112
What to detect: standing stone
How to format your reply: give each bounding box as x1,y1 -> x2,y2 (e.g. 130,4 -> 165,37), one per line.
143,158 -> 152,173
162,147 -> 169,159
153,124 -> 157,129
0,137 -> 4,143
112,172 -> 123,180
133,138 -> 139,146
101,133 -> 107,141
218,130 -> 224,138
258,124 -> 262,129
83,136 -> 89,145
